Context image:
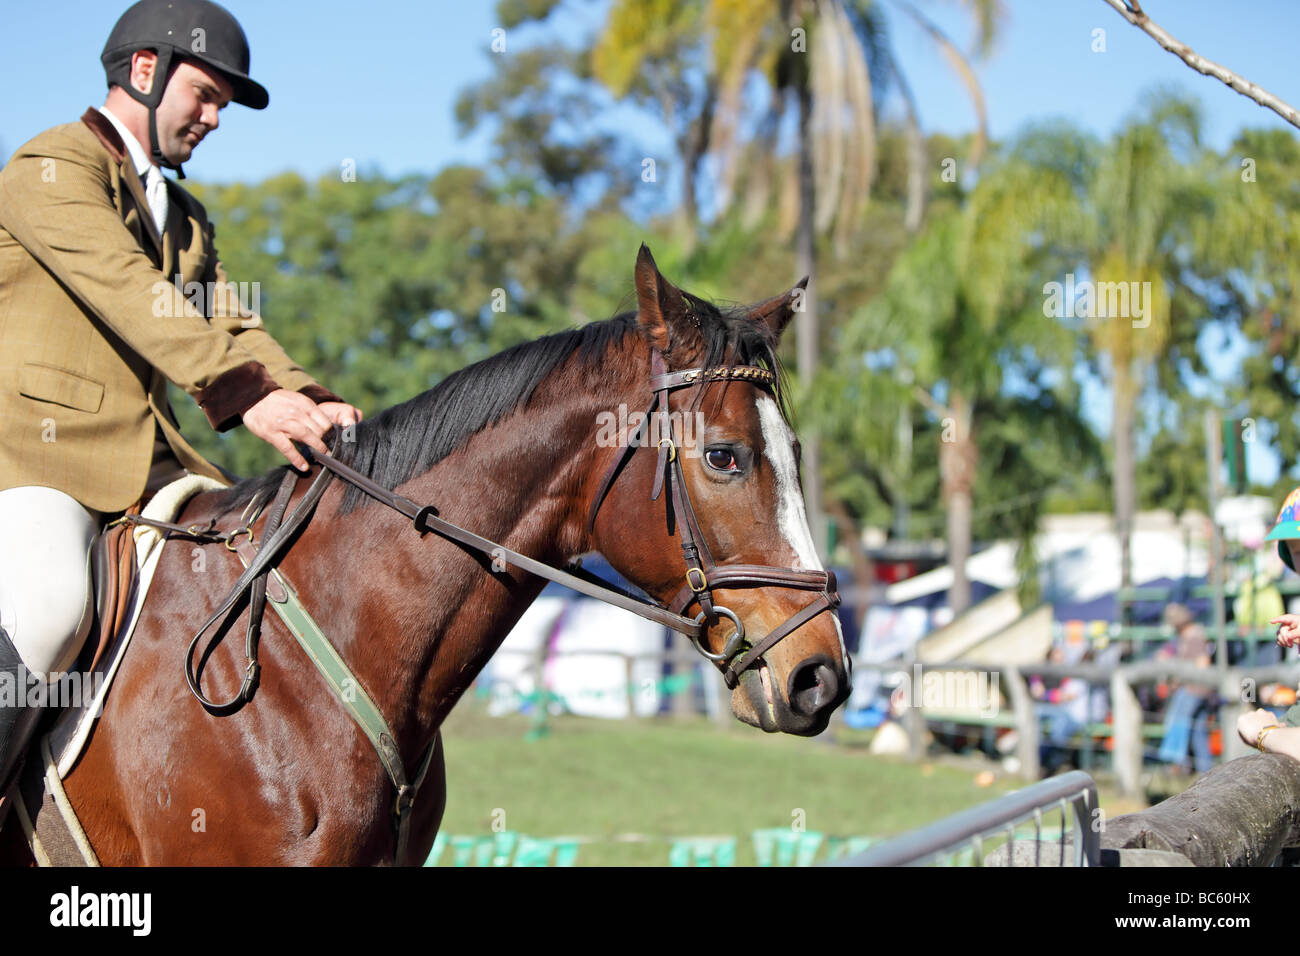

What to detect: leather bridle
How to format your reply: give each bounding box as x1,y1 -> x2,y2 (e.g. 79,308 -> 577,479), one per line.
586,349 -> 841,689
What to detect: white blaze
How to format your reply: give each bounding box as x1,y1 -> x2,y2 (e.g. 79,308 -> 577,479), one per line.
756,396 -> 820,570
755,396 -> 848,663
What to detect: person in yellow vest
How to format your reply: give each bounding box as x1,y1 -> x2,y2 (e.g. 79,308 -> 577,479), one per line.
1235,561 -> 1285,665
0,0 -> 361,790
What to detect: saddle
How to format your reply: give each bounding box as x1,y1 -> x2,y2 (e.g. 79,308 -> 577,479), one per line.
79,472 -> 215,678
87,503 -> 141,674
58,474 -> 229,773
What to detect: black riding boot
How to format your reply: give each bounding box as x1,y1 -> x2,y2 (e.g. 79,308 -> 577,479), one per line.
0,627 -> 42,793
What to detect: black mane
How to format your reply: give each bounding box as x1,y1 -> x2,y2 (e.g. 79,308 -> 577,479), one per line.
216,296 -> 786,517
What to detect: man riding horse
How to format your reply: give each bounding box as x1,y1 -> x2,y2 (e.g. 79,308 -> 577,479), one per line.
0,0 -> 360,791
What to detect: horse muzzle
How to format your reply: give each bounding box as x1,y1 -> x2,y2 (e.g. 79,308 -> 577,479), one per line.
731,652 -> 851,737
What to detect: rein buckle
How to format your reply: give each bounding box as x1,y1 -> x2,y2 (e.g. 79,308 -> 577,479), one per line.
394,784 -> 415,820
223,526 -> 254,553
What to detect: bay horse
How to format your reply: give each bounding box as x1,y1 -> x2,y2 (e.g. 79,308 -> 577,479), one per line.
3,245 -> 851,865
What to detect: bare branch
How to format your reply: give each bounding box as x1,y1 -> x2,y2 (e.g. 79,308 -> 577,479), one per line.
1101,0 -> 1300,130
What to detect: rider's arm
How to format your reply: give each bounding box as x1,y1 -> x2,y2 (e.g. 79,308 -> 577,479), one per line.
197,216 -> 343,415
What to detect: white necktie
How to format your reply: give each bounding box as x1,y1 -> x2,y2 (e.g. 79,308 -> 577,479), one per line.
144,166 -> 169,238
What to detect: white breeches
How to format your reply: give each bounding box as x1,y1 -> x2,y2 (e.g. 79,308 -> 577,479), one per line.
0,486 -> 101,679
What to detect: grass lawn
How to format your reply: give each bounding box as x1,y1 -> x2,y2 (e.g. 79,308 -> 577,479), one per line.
431,697 -> 1108,866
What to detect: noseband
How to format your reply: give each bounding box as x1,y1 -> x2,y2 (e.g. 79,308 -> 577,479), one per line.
586,350 -> 841,689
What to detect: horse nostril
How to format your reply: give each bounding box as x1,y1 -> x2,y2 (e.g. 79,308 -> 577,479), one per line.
788,658 -> 839,716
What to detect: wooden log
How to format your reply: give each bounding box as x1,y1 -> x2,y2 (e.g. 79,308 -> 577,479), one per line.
1101,754 -> 1300,866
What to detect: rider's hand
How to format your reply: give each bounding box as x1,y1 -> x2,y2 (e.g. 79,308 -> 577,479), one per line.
242,389 -> 336,470
314,401 -> 364,429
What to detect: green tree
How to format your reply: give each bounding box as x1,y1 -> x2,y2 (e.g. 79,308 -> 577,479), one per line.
1209,127 -> 1300,495
588,0 -> 1004,558
828,135 -> 1082,612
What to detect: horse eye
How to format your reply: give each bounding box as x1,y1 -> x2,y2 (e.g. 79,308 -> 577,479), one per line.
706,448 -> 737,472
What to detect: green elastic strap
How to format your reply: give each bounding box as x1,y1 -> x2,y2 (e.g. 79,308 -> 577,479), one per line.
264,570 -> 405,783
231,550 -> 434,859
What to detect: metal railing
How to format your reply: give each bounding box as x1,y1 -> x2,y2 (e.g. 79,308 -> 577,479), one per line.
830,770 -> 1100,867
853,655 -> 1300,794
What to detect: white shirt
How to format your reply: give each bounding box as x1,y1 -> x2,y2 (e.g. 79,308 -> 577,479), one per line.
96,106 -> 168,238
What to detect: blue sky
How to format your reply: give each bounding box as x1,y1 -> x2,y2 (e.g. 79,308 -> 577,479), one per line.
2,0 -> 1294,484
5,1 -> 1297,179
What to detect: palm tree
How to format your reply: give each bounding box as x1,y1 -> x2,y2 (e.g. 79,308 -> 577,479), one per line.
593,0 -> 1004,560
834,136 -> 1080,612
1075,94 -> 1212,594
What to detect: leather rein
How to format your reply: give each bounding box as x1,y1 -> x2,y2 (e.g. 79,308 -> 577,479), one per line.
119,348 -> 841,855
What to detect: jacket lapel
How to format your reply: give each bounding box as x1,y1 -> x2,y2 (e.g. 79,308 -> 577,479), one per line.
80,107 -> 165,262
161,180 -> 180,277
120,163 -> 165,264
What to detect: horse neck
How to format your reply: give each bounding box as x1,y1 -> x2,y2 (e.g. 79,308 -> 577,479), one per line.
285,342 -> 645,756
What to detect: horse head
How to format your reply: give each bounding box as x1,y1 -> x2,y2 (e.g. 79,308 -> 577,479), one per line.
590,245 -> 852,736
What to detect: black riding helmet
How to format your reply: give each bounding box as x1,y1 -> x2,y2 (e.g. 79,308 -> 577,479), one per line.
101,0 -> 268,177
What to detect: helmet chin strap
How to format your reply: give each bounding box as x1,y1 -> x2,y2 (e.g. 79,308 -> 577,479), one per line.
122,48 -> 187,179
147,106 -> 185,179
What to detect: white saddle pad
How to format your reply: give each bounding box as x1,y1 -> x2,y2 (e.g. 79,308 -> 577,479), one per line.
47,474 -> 228,779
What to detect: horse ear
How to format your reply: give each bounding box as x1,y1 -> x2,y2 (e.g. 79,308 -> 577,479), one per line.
634,243 -> 691,353
748,276 -> 809,340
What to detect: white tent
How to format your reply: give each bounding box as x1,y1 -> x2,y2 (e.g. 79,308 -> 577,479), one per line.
479,596 -> 672,719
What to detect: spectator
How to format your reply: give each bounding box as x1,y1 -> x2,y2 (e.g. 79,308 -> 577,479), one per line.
1235,564 -> 1285,665
1088,635 -> 1119,728
1157,604 -> 1216,775
1031,646 -> 1090,777
1263,488 -> 1300,725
